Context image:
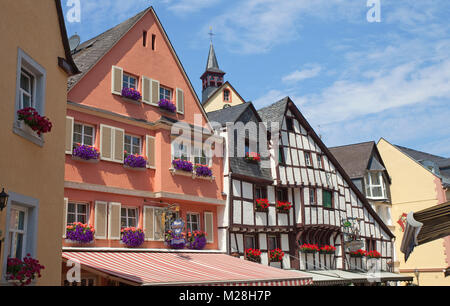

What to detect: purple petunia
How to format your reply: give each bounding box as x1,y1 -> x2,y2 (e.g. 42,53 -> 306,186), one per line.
66,223 -> 95,243
172,159 -> 193,172
122,87 -> 142,101
194,164 -> 212,177
158,99 -> 177,113
121,228 -> 145,247
124,154 -> 147,168
73,144 -> 100,161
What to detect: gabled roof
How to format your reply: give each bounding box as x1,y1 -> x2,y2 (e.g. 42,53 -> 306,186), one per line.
206,102 -> 253,126
258,97 -> 395,238
202,81 -> 246,107
68,7 -> 150,89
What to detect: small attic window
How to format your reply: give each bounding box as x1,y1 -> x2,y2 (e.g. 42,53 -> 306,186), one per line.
143,31 -> 147,47
152,34 -> 156,50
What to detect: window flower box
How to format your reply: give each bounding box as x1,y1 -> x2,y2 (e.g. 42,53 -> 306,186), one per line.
121,227 -> 145,248
17,107 -> 52,136
299,243 -> 320,254
245,248 -> 261,263
6,255 -> 45,286
194,164 -> 212,178
172,159 -> 193,173
165,230 -> 186,249
158,99 -> 177,113
245,152 -> 261,163
66,222 -> 95,244
276,201 -> 292,213
72,143 -> 100,163
349,249 -> 367,258
123,152 -> 147,170
121,87 -> 141,102
187,230 -> 207,250
255,198 -> 269,212
269,248 -> 285,263
366,250 -> 381,259
320,245 -> 337,255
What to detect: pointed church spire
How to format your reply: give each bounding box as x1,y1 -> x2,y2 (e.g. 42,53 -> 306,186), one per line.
206,42 -> 222,72
201,32 -> 226,104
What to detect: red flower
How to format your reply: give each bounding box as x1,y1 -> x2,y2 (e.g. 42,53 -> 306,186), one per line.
255,198 -> 270,210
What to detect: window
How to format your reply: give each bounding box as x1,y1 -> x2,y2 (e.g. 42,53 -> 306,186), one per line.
7,206 -> 28,260
365,172 -> 386,199
267,235 -> 278,251
223,89 -> 230,102
172,142 -> 189,161
366,238 -> 376,252
309,188 -> 316,205
245,235 -> 256,250
193,146 -> 209,165
152,34 -> 156,50
73,123 -> 95,147
160,86 -> 172,101
124,135 -> 141,155
121,207 -> 138,229
277,188 -> 288,202
123,74 -> 137,90
67,203 -> 88,224
317,155 -> 323,169
143,31 -> 147,47
305,152 -> 312,167
286,118 -> 294,132
19,69 -> 34,109
186,213 -> 200,232
278,147 -> 285,164
322,190 -> 333,209
255,186 -> 268,199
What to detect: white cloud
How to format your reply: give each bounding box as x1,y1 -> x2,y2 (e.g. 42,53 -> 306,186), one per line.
282,64 -> 322,83
164,0 -> 222,14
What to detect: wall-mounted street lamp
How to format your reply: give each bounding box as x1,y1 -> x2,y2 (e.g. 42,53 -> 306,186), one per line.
0,188 -> 9,211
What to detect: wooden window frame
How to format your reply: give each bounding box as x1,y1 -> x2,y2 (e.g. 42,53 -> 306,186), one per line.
123,73 -> 137,90
322,189 -> 334,210
160,85 -> 172,101
73,122 -> 95,148
67,202 -> 89,225
124,134 -> 142,156
120,207 -> 139,229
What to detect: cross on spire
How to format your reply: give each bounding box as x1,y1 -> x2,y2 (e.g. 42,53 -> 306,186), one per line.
208,26 -> 215,43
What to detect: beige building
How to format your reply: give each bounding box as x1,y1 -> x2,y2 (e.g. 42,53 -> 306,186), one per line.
0,0 -> 78,285
377,138 -> 450,286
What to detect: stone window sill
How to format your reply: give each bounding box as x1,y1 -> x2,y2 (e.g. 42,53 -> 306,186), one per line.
13,121 -> 44,147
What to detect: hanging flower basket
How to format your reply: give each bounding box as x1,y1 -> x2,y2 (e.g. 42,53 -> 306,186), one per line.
299,243 -> 320,254
165,230 -> 186,249
66,222 -> 95,244
276,201 -> 292,213
255,198 -> 269,212
269,248 -> 285,263
245,152 -> 261,163
121,227 -> 145,247
187,230 -> 208,250
366,250 -> 381,259
158,99 -> 177,113
349,249 -> 367,258
121,87 -> 142,101
6,255 -> 45,286
72,143 -> 100,162
245,248 -> 261,263
320,245 -> 337,254
194,164 -> 213,177
17,107 -> 52,136
172,159 -> 193,172
124,152 -> 147,169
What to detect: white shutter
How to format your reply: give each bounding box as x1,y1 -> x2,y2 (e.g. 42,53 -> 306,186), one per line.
111,66 -> 123,95
143,206 -> 154,241
204,212 -> 214,243
176,88 -> 184,114
150,79 -> 160,105
141,76 -> 151,104
146,135 -> 156,169
100,124 -> 113,161
108,202 -> 121,240
95,201 -> 108,239
65,116 -> 74,154
112,127 -> 125,163
63,198 -> 68,238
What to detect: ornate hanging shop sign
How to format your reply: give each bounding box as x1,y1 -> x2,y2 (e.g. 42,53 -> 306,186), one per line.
165,218 -> 186,249
341,217 -> 364,252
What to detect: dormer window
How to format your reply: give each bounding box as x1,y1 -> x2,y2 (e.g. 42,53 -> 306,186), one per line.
365,171 -> 386,200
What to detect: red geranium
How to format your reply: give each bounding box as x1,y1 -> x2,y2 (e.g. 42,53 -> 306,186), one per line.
276,201 -> 292,212
255,198 -> 269,211
245,248 -> 261,262
350,249 -> 367,257
17,107 -> 52,136
245,152 -> 261,162
320,245 -> 337,254
366,250 -> 381,259
269,248 -> 285,262
299,243 -> 320,253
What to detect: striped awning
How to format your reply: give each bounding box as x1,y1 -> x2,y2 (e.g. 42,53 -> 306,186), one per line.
62,251 -> 312,286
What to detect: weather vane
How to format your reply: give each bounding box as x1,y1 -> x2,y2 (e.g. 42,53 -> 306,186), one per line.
208,26 -> 215,43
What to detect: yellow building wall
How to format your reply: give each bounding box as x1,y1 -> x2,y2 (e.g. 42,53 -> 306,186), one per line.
0,0 -> 69,285
203,83 -> 245,112
377,138 -> 450,286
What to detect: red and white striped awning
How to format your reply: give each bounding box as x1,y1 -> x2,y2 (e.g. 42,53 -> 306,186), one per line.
62,251 -> 312,286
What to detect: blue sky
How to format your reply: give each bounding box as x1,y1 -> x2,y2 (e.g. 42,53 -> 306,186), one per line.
63,0 -> 450,156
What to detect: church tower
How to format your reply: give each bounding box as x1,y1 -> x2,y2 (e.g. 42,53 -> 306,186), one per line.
201,42 -> 226,104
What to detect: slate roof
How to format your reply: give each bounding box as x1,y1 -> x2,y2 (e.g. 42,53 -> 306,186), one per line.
67,7 -> 151,90
206,103 -> 253,126
396,145 -> 450,187
257,97 -> 289,126
328,142 -> 377,179
204,42 -> 225,74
